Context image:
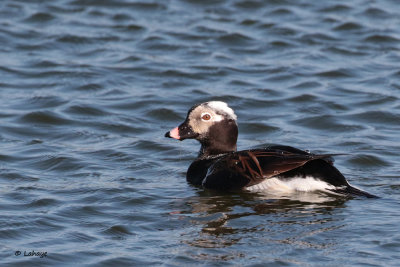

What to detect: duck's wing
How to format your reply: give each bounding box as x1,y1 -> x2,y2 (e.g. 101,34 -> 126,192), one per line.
202,147 -> 334,190
234,149 -> 336,187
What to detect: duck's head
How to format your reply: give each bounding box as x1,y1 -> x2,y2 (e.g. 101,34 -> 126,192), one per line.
165,101 -> 238,157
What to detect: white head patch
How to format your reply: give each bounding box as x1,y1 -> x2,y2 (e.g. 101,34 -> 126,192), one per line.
205,101 -> 237,121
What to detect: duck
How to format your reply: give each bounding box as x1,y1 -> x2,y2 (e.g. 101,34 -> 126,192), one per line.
165,101 -> 376,198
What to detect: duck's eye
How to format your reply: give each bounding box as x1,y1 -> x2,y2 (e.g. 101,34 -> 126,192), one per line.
201,113 -> 212,121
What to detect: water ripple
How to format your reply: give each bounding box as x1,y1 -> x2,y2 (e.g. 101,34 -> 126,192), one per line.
19,111 -> 72,126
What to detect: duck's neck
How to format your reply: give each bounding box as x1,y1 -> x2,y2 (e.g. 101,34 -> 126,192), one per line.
197,120 -> 238,159
198,143 -> 237,158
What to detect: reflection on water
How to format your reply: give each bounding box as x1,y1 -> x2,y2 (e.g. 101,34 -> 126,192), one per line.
172,190 -> 347,262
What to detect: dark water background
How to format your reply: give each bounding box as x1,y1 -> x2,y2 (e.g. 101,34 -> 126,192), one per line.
1,0 -> 399,266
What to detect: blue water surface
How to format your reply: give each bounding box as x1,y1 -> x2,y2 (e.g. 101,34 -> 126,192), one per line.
0,0 -> 399,266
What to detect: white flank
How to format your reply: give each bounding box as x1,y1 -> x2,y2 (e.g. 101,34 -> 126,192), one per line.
206,101 -> 237,120
246,176 -> 337,193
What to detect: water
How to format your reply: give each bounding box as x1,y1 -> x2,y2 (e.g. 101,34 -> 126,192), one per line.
0,0 -> 399,266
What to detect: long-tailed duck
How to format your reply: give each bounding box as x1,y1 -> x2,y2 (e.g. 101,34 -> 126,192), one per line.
165,101 -> 376,198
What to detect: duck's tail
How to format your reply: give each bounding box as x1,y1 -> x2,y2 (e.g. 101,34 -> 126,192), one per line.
280,159 -> 379,198
330,184 -> 379,198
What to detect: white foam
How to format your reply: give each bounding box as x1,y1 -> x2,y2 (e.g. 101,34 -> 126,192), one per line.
246,176 -> 338,193
206,101 -> 237,120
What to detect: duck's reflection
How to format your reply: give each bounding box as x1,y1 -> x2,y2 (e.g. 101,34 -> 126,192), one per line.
173,190 -> 347,254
